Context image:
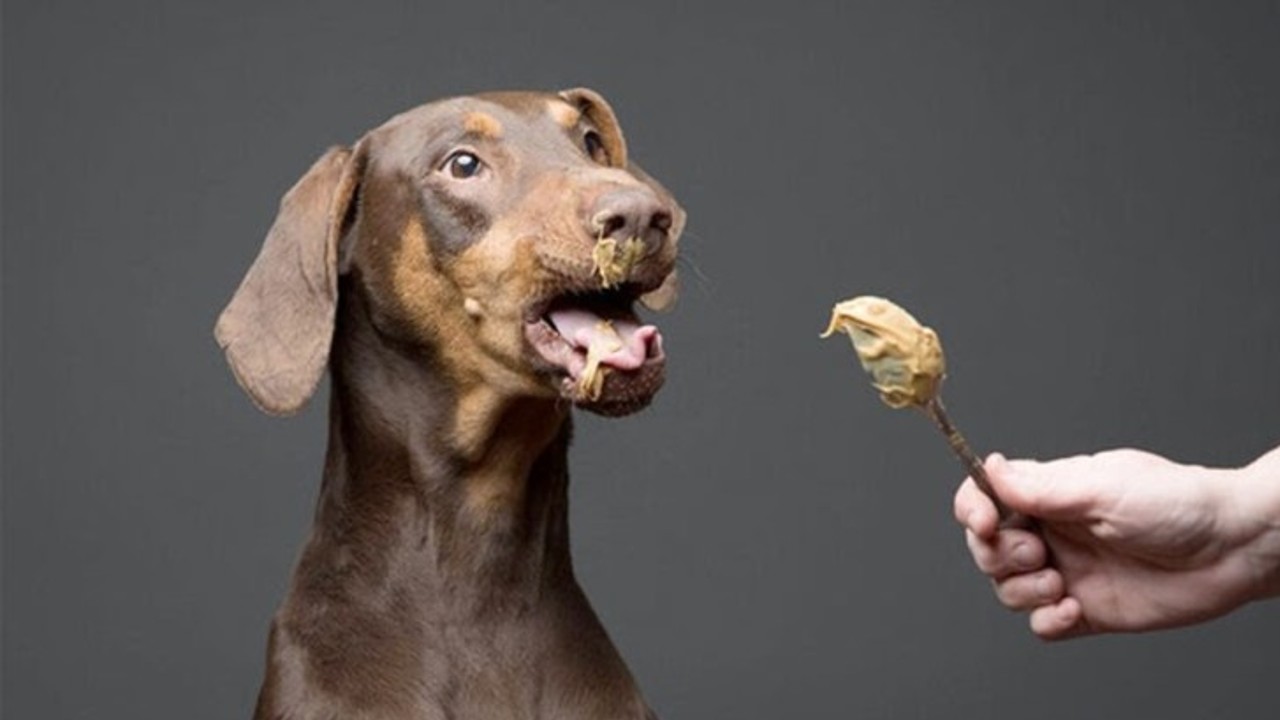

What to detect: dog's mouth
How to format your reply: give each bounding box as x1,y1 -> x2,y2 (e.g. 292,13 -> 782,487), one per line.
524,285 -> 667,417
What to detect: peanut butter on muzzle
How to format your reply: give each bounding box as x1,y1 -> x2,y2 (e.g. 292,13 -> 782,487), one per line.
593,236 -> 646,290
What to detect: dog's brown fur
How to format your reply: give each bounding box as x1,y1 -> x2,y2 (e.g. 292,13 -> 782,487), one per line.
216,89 -> 683,720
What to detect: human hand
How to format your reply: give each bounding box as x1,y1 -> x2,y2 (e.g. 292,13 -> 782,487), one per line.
955,448 -> 1280,640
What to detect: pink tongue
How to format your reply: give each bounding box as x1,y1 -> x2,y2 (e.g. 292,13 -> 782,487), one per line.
548,307 -> 657,371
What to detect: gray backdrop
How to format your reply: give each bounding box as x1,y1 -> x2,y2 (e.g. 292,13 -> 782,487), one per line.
5,1 -> 1279,718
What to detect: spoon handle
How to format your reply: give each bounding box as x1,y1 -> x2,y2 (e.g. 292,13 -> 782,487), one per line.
920,397 -> 1028,528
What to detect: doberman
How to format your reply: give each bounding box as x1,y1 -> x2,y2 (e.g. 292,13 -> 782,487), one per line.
216,89 -> 683,719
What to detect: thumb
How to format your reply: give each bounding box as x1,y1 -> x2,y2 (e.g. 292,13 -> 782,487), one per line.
986,454 -> 1099,522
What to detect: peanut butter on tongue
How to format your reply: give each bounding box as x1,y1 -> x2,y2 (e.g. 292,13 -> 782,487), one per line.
821,296 -> 946,409
580,320 -> 624,401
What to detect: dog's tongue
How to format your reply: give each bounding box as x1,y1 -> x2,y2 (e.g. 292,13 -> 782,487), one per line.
548,307 -> 657,371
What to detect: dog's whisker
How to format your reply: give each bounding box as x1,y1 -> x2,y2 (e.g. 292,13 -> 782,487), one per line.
676,252 -> 715,297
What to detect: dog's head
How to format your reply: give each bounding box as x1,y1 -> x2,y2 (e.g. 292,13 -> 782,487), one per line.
215,89 -> 683,419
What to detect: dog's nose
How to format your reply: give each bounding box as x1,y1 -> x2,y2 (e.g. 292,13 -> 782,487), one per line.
589,188 -> 673,249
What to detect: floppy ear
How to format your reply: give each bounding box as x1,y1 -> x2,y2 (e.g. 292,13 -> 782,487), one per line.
558,87 -> 629,168
214,143 -> 366,415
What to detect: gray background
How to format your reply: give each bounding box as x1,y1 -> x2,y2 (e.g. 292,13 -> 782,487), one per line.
4,1 -> 1279,718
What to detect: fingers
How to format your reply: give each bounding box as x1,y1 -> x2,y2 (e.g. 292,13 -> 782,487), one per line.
954,451 -> 1099,641
981,453 -> 1043,515
987,454 -> 1100,521
1029,596 -> 1087,641
964,527 -> 1047,578
994,568 -> 1064,610
966,528 -> 1082,638
955,480 -> 998,539
954,454 -> 1008,539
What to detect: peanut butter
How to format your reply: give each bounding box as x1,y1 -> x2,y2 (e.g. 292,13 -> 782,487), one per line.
592,236 -> 646,289
821,296 -> 946,408
580,320 -> 623,400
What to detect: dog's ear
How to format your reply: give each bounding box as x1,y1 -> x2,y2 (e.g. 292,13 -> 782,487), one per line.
558,87 -> 628,168
214,143 -> 366,415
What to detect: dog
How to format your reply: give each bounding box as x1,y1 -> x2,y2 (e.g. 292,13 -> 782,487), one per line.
216,88 -> 683,720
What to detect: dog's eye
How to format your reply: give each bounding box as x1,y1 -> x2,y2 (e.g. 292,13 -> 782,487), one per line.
443,151 -> 484,179
583,131 -> 609,165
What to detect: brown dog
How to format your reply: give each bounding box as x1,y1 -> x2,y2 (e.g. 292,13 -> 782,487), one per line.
216,89 -> 683,720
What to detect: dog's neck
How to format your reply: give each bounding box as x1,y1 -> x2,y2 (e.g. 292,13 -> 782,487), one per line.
265,294 -> 652,718
311,293 -> 578,620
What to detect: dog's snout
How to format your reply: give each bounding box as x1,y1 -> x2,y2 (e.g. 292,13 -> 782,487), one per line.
589,188 -> 673,248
